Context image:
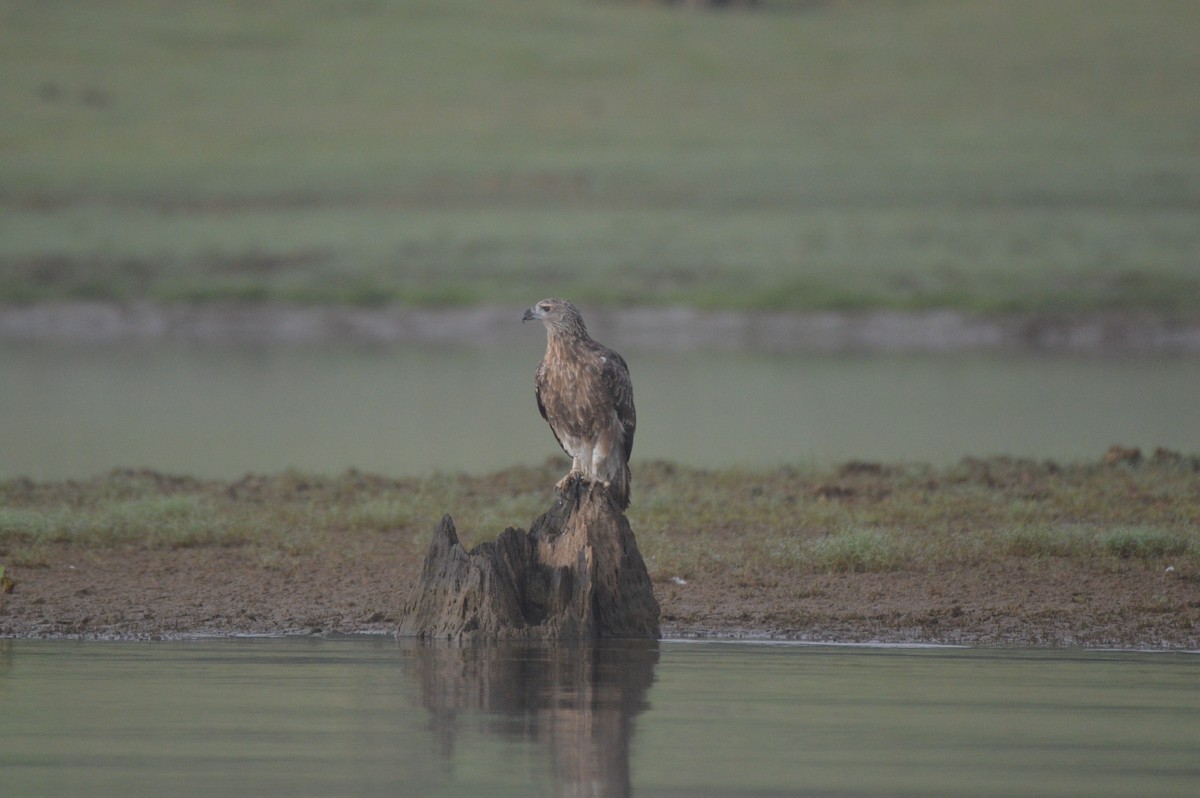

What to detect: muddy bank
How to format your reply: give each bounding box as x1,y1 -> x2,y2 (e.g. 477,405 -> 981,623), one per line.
3,301 -> 1200,352
2,457 -> 1197,647
1,542 -> 1195,648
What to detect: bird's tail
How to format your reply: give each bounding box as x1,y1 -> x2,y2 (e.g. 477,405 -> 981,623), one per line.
611,462 -> 631,511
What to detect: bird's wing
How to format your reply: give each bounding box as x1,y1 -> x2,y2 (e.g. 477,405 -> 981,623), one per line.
534,359 -> 550,422
601,349 -> 636,462
534,358 -> 568,454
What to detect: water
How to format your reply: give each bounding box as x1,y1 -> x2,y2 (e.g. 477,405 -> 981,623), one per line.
2,341 -> 1198,480
1,638 -> 1196,798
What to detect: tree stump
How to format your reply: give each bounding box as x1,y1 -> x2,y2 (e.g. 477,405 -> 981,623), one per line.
398,481 -> 660,641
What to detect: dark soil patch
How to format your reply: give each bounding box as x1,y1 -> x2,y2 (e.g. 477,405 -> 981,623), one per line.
1,539 -> 417,640
657,560 -> 1199,648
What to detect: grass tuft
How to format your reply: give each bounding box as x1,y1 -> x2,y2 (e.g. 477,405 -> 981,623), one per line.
999,525 -> 1088,559
796,528 -> 914,574
1102,527 -> 1195,560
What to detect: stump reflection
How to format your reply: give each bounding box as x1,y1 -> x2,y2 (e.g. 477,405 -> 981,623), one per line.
404,641 -> 659,798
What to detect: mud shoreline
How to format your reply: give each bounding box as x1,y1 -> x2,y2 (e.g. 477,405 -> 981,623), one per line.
2,542 -> 1195,648
3,301 -> 1200,352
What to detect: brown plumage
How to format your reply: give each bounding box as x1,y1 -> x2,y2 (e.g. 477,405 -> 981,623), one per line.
522,298 -> 636,509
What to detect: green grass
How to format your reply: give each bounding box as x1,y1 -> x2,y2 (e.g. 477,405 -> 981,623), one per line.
3,457 -> 1197,583
2,1 -> 1199,314
0,466 -> 554,561
1102,527 -> 1195,560
999,524 -> 1199,561
790,528 -> 916,574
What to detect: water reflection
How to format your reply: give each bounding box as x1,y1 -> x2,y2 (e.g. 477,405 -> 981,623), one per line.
2,640 -> 1197,797
403,641 -> 659,798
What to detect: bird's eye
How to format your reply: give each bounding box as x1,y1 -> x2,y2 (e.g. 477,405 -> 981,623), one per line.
539,303 -> 551,311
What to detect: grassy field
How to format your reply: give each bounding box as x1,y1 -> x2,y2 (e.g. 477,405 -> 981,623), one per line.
2,1 -> 1198,314
3,455 -> 1198,579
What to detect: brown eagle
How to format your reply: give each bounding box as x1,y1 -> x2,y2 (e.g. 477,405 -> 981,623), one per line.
522,298 -> 636,509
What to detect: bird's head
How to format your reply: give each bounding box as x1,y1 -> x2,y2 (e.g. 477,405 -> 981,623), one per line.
522,297 -> 588,337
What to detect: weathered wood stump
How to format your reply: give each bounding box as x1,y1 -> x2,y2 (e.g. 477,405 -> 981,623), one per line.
398,480 -> 660,641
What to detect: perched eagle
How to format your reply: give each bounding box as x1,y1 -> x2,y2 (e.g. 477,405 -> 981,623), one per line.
522,298 -> 636,509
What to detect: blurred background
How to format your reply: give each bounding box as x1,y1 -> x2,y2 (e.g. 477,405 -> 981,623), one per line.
2,0 -> 1198,479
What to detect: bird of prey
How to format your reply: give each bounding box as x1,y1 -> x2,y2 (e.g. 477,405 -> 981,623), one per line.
522,298 -> 636,509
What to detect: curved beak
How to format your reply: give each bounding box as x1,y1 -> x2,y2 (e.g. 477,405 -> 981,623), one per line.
521,307 -> 537,323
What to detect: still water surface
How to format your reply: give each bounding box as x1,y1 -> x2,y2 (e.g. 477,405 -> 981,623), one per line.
1,638 -> 1196,797
2,341 -> 1197,480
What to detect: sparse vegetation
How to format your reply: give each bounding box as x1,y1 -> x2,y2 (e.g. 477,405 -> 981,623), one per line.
3,457 -> 1197,580
0,563 -> 12,614
0,467 -> 550,565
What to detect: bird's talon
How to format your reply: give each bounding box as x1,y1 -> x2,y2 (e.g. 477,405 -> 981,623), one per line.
555,472 -> 584,496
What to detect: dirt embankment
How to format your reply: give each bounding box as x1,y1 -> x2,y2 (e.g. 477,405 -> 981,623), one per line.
2,452 -> 1198,647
